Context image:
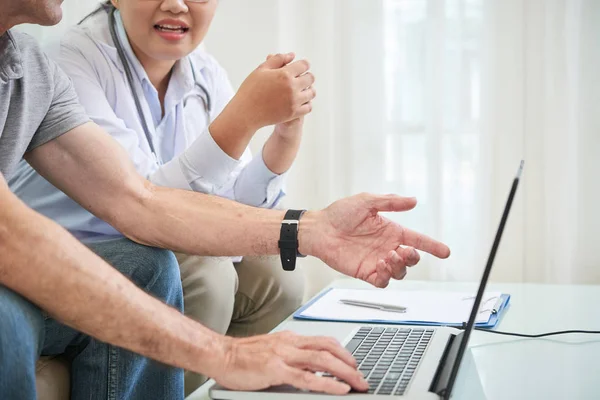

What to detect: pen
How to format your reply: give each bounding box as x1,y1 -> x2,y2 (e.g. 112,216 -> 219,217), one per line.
339,299 -> 407,313
490,297 -> 504,314
463,295 -> 504,314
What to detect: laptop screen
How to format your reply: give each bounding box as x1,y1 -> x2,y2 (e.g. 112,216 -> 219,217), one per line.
443,160 -> 524,399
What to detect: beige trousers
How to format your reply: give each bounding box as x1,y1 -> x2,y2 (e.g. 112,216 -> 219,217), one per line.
174,253 -> 305,396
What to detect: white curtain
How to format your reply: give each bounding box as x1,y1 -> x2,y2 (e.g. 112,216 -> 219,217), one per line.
206,0 -> 600,296
19,0 -> 600,297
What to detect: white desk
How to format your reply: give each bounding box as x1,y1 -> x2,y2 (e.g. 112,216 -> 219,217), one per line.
187,279 -> 600,400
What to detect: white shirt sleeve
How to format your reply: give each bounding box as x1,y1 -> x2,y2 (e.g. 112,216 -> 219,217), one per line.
233,151 -> 287,208
152,127 -> 241,192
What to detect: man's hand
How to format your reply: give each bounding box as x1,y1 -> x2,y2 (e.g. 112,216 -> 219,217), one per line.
214,332 -> 369,395
300,194 -> 451,288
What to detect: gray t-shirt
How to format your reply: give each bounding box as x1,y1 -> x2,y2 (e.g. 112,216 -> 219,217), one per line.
0,30 -> 89,179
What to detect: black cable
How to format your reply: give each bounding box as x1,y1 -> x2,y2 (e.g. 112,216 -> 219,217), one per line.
471,328 -> 600,338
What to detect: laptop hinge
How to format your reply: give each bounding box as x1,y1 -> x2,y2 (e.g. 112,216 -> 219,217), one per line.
429,332 -> 463,399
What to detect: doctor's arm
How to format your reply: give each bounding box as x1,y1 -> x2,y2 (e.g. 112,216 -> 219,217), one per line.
215,58 -> 312,207
236,57 -> 313,177
259,55 -> 314,176
59,42 -> 313,194
229,118 -> 304,208
258,53 -> 312,176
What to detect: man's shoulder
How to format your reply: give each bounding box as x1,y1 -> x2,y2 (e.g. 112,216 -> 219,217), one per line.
8,30 -> 48,61
8,30 -> 39,48
6,29 -> 52,79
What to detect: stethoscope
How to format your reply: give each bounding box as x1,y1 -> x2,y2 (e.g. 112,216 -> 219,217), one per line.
108,8 -> 212,164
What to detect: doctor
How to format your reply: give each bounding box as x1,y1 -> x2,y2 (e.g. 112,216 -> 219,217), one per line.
9,0 -> 312,394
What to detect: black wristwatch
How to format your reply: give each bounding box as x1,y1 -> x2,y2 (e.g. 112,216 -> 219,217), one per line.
278,209 -> 307,271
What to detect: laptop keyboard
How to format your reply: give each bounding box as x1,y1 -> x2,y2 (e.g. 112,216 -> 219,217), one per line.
338,326 -> 434,396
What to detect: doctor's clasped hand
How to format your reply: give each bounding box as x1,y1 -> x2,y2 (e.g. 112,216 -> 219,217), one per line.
209,52 -> 315,160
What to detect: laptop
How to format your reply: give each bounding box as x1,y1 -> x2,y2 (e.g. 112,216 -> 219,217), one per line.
210,161 -> 524,400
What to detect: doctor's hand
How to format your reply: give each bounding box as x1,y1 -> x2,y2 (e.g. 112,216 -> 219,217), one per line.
224,52 -> 316,133
300,194 -> 451,288
213,331 -> 368,395
210,53 -> 313,160
265,54 -> 310,142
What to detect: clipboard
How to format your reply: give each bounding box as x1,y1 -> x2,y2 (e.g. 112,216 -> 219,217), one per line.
293,288 -> 511,329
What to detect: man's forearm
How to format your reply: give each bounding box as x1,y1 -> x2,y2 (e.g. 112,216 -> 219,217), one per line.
0,181 -> 229,376
25,124 -> 319,261
119,183 -> 321,257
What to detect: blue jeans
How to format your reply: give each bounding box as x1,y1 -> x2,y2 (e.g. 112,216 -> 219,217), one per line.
0,238 -> 185,400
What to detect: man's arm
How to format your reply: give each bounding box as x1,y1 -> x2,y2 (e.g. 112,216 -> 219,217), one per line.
25,122 -> 288,257
0,173 -> 224,374
16,121 -> 450,394
26,122 -> 450,282
0,173 -> 365,394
